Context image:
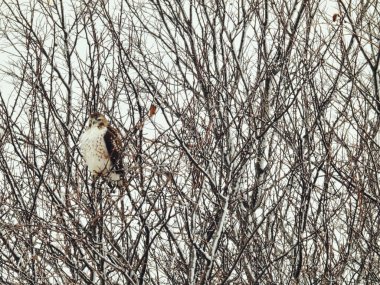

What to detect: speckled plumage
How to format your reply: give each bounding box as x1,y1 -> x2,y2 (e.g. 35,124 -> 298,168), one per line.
80,113 -> 124,182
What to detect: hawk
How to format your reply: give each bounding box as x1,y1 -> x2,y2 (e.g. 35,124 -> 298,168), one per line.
80,112 -> 125,184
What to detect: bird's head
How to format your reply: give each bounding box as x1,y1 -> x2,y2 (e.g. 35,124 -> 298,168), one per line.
88,112 -> 109,128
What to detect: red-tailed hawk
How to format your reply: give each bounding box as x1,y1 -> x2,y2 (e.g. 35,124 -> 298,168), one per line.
80,112 -> 124,184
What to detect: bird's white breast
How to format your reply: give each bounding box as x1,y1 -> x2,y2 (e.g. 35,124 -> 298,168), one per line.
79,126 -> 111,175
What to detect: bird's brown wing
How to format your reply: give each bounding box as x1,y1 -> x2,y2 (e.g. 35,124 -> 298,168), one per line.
104,125 -> 124,176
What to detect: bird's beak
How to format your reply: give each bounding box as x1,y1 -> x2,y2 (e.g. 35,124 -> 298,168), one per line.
88,118 -> 95,127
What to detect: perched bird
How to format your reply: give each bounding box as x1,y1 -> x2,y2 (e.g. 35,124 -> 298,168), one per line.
80,112 -> 125,185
